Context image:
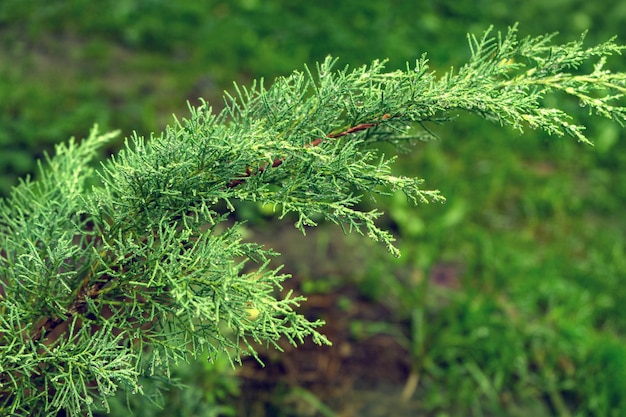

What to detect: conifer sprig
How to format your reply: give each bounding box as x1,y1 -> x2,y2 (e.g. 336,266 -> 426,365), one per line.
1,25 -> 625,416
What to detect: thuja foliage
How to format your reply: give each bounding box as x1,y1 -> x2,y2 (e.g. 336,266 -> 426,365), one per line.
1,25 -> 626,416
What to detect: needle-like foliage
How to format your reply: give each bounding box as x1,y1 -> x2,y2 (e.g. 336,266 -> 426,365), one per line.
1,25 -> 625,416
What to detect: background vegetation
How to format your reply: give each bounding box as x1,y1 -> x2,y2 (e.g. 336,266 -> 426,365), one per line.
1,1 -> 625,415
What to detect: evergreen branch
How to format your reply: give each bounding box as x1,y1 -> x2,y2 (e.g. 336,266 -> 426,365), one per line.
1,25 -> 626,416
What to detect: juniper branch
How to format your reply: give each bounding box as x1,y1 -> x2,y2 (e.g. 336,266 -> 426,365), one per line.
1,25 -> 626,416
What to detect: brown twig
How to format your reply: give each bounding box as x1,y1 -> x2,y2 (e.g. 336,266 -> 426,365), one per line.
226,114 -> 394,188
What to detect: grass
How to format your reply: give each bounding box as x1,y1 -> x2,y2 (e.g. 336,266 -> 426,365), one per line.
372,119 -> 626,415
2,1 -> 626,415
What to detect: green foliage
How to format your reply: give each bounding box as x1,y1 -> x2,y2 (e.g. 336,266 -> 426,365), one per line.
100,353 -> 240,417
1,26 -> 626,416
3,0 -> 626,198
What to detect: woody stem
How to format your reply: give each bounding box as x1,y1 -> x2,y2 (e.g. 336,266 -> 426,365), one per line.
226,114 -> 393,188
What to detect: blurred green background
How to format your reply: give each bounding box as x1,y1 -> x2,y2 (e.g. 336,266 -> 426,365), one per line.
1,1 -> 626,416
